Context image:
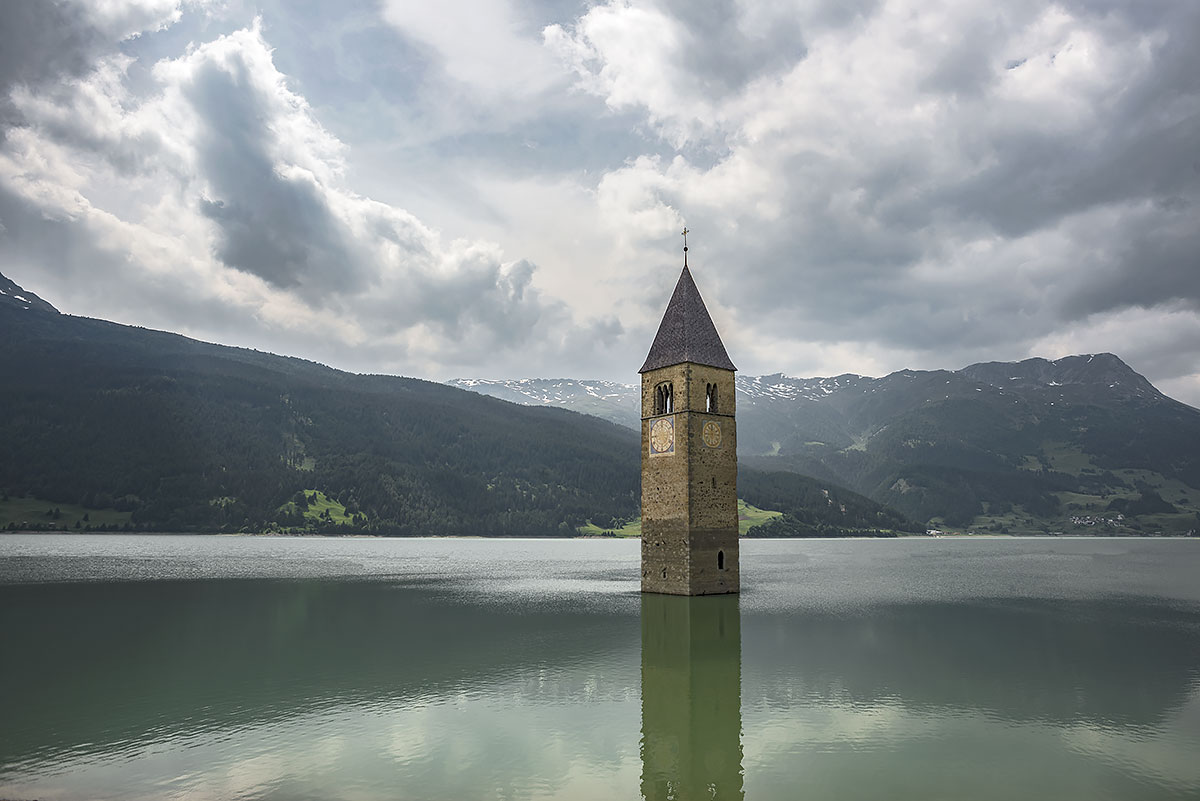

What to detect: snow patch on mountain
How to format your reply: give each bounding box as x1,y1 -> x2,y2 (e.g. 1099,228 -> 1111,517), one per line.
0,272 -> 60,313
736,373 -> 868,402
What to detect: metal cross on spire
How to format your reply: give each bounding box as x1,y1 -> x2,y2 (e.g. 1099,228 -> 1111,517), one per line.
681,226 -> 690,266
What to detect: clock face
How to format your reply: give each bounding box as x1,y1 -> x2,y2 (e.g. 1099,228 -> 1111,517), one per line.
702,420 -> 722,448
649,416 -> 675,455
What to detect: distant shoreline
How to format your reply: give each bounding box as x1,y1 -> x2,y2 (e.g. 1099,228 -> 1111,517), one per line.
2,530 -> 1196,541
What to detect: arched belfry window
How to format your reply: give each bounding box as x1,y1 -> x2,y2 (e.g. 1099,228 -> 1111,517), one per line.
706,383 -> 718,413
655,382 -> 674,415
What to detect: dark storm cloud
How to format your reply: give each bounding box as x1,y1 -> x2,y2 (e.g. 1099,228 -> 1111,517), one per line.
933,4 -> 1200,244
1065,220 -> 1200,318
187,55 -> 360,293
932,48 -> 1198,324
416,258 -> 541,344
645,0 -> 1200,368
918,16 -> 1002,97
1118,321 -> 1200,384
0,0 -> 104,128
0,1 -> 178,178
655,0 -> 807,99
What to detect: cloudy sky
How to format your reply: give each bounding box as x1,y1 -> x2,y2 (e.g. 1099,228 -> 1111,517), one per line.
1,0 -> 1197,403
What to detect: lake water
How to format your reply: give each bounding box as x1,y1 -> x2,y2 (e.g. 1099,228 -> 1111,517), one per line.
1,535 -> 1199,801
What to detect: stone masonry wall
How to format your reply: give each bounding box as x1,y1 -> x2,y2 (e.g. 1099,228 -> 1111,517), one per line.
641,363 -> 739,595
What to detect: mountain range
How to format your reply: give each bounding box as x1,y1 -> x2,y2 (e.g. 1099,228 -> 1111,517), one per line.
0,272 -> 910,537
450,357 -> 1200,534
5,266 -> 1196,537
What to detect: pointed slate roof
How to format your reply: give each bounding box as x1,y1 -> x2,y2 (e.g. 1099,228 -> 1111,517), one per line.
640,266 -> 736,373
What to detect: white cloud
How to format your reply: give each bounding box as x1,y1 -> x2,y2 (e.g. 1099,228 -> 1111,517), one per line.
1,0 -> 1198,397
75,0 -> 190,41
0,18 -> 613,378
380,0 -> 561,100
544,2 -> 713,147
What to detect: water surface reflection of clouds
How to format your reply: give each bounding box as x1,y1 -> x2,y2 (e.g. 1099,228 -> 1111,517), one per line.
1,536 -> 1199,800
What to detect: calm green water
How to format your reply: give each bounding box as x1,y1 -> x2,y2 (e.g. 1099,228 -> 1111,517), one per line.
1,536 -> 1199,801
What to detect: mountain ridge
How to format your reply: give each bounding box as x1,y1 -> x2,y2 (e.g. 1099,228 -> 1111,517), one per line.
0,273 -> 58,314
450,356 -> 1200,535
451,353 -> 1189,429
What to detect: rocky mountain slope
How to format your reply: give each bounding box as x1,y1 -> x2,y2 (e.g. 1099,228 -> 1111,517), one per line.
0,273 -> 58,313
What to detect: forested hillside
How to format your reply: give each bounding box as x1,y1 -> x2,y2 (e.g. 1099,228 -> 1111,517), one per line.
0,302 -> 640,535
737,469 -> 916,537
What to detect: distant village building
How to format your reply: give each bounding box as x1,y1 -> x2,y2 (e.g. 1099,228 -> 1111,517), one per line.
640,235 -> 739,595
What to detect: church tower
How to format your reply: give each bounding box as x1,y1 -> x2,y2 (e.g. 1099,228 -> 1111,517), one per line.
640,236 -> 739,595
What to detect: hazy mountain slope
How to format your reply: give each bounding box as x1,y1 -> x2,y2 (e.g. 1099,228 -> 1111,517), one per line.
452,358 -> 1200,534
447,378 -> 638,427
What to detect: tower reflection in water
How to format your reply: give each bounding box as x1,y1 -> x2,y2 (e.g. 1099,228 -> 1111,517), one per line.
640,594 -> 744,801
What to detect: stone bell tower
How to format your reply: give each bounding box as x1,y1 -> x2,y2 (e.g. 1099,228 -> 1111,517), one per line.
640,232 -> 738,595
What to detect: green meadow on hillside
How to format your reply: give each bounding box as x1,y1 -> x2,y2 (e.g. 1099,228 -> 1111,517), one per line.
1,496 -> 132,530
952,445 -> 1200,535
275,490 -> 356,528
579,499 -> 783,538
